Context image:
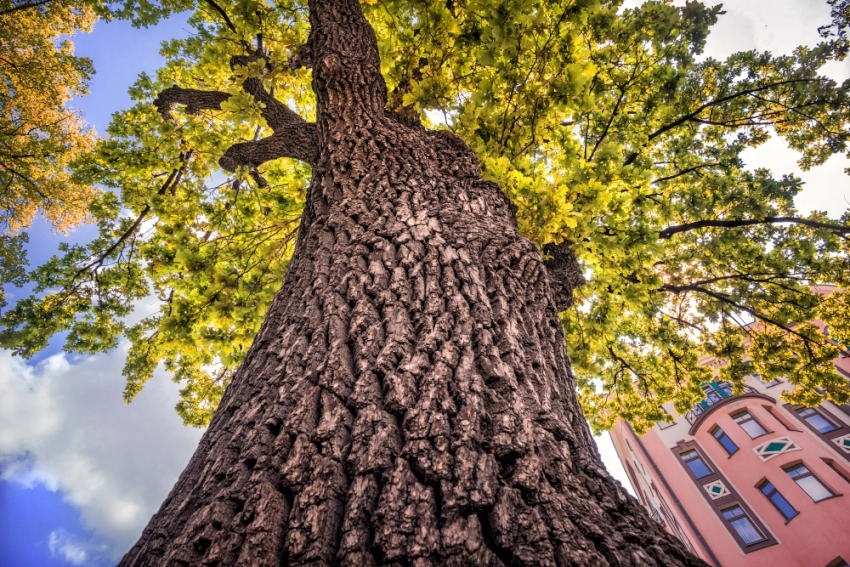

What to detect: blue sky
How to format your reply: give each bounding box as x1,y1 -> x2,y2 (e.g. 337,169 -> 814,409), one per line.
0,14 -> 198,567
1,1 -> 849,565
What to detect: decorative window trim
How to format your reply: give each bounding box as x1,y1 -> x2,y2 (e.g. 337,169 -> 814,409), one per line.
752,436 -> 801,462
703,480 -> 731,500
832,433 -> 850,454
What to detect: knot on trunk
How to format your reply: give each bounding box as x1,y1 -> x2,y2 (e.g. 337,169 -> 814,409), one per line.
542,241 -> 585,311
289,42 -> 313,70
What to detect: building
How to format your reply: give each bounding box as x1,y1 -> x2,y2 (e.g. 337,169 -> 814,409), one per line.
609,300 -> 850,566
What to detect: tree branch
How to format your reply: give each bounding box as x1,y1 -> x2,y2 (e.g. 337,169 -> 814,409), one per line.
229,54 -> 312,132
153,86 -> 231,122
658,216 -> 850,239
154,82 -> 319,167
542,241 -> 586,311
70,154 -> 191,290
659,283 -> 834,354
623,78 -> 828,165
0,0 -> 50,16
651,162 -> 722,184
200,0 -> 237,33
220,124 -> 319,170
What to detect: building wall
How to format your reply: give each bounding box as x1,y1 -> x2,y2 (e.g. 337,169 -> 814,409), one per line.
612,368 -> 850,567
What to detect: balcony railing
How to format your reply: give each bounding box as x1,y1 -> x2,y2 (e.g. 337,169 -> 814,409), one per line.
684,384 -> 759,426
650,509 -> 664,524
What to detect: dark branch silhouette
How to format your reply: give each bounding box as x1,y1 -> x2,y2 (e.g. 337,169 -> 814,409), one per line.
0,0 -> 51,16
623,78 -> 828,165
201,0 -> 237,33
658,216 -> 850,239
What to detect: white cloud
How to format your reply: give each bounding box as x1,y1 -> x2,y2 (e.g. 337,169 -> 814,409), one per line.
0,345 -> 203,560
48,529 -> 94,566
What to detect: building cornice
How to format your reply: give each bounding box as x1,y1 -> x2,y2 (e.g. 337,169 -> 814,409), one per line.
688,392 -> 777,435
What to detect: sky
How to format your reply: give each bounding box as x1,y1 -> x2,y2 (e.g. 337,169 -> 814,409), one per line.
1,0 -> 849,565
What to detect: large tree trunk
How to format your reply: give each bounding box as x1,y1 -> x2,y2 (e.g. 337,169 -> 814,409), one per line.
120,1 -> 705,565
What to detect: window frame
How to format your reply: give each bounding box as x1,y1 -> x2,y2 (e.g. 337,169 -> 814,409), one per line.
719,504 -> 767,547
710,425 -> 739,457
752,371 -> 782,388
785,403 -> 850,465
732,410 -> 768,439
784,462 -> 836,502
679,448 -> 713,479
796,407 -> 839,434
757,479 -> 798,522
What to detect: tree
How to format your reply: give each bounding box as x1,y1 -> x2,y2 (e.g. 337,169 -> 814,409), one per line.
3,0 -> 849,433
3,0 -> 849,562
0,0 -> 100,306
107,0 -> 708,563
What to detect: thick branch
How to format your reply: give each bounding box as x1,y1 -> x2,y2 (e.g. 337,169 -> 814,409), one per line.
153,86 -> 231,122
155,80 -> 319,167
219,124 -> 319,170
658,216 -> 850,239
230,54 -> 310,131
308,0 -> 387,118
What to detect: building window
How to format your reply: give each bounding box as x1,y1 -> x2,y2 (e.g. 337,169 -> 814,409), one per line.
796,407 -> 838,434
785,464 -> 834,502
680,449 -> 712,479
733,411 -> 767,438
656,407 -> 675,429
758,480 -> 798,521
712,426 -> 739,456
721,505 -> 765,545
753,372 -> 782,388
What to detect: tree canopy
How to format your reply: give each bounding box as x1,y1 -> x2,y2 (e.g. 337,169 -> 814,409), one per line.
0,0 -> 101,306
2,0 -> 849,432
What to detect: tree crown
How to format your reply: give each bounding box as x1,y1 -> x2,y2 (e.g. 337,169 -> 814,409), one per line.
2,0 -> 850,431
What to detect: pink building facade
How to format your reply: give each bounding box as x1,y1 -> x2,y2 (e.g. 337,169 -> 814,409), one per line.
610,349 -> 850,566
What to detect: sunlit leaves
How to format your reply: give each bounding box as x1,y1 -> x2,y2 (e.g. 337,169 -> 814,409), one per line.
3,0 -> 850,429
0,1 -> 99,233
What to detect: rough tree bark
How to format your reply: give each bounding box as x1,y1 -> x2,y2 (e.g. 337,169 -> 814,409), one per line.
122,1 -> 707,565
